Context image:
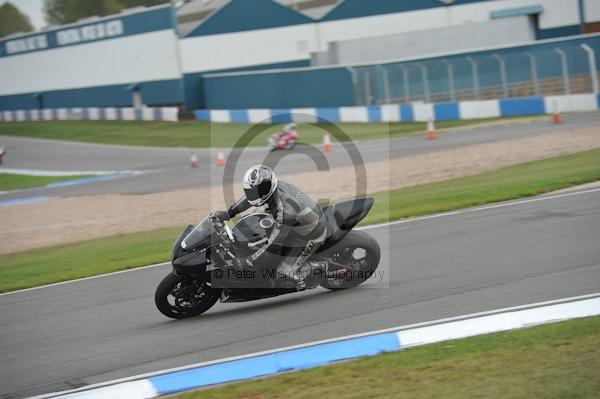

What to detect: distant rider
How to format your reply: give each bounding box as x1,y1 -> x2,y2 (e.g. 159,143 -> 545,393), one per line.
214,165 -> 326,290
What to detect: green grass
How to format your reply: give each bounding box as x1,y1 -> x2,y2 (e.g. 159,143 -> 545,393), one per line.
175,316 -> 600,399
0,118 -> 502,148
0,227 -> 182,292
0,173 -> 94,191
363,148 -> 600,225
0,149 -> 598,292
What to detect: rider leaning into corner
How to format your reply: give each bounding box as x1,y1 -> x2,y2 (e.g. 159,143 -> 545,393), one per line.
214,164 -> 326,291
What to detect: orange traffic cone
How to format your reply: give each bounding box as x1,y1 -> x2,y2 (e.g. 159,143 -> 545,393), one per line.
323,132 -> 332,153
217,149 -> 225,166
190,151 -> 198,168
552,101 -> 562,124
427,118 -> 437,140
553,112 -> 562,124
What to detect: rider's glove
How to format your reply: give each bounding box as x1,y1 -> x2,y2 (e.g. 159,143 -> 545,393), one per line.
213,210 -> 230,222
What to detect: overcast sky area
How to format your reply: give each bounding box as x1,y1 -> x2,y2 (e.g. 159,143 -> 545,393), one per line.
11,0 -> 46,30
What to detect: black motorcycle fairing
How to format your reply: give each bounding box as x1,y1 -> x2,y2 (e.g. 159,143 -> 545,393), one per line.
172,224 -> 194,261
231,213 -> 274,256
172,249 -> 209,273
319,197 -> 374,252
181,216 -> 213,251
172,224 -> 211,275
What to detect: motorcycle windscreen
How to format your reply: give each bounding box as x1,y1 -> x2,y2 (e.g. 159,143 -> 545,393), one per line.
181,216 -> 212,250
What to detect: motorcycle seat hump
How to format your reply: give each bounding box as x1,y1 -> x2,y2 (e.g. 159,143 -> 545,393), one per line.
323,197 -> 374,239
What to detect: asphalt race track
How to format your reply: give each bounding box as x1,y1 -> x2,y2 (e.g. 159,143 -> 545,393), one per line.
1,188 -> 598,398
1,112 -> 599,200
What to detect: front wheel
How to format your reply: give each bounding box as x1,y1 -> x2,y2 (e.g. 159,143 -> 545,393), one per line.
320,230 -> 381,290
155,273 -> 220,319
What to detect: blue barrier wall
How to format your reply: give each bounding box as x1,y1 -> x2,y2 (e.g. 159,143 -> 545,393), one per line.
203,67 -> 355,109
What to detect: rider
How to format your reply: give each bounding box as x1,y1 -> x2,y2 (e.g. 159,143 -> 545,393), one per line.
281,123 -> 297,137
214,165 -> 326,290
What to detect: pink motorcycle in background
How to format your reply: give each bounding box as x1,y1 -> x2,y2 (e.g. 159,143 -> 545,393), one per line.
268,123 -> 298,151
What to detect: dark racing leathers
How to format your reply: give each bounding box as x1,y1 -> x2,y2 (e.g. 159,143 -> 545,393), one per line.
227,181 -> 327,288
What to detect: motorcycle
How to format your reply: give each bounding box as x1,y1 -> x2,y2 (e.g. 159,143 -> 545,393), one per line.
268,130 -> 298,151
155,197 -> 381,319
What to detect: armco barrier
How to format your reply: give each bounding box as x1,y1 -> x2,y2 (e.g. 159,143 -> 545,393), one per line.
194,93 -> 600,123
0,107 -> 179,122
35,293 -> 600,399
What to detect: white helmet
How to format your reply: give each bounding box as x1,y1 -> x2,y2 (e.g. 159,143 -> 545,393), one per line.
283,123 -> 297,133
242,165 -> 278,206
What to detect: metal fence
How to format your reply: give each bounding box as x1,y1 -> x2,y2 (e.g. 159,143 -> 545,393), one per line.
347,44 -> 599,106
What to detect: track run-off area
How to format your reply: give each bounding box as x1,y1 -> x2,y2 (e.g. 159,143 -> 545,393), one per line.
1,187 -> 598,398
1,113 -> 599,199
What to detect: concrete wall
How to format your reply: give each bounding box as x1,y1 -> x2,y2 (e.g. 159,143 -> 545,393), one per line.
0,5 -> 183,110
316,16 -> 536,66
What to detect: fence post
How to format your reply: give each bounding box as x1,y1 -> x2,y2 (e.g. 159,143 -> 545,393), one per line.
376,65 -> 391,104
417,62 -> 431,103
442,60 -> 455,102
398,64 -> 410,103
362,69 -> 372,105
525,52 -> 540,96
346,66 -> 360,105
581,44 -> 599,93
555,48 -> 571,94
493,54 -> 508,98
467,56 -> 480,99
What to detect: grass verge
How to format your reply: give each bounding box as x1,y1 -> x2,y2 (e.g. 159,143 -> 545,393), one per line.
0,149 -> 599,292
363,148 -> 600,225
0,118 -> 503,148
0,173 -> 94,191
175,316 -> 600,399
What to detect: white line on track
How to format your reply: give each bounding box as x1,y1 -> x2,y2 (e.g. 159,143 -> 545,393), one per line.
28,292 -> 600,399
2,186 -> 599,297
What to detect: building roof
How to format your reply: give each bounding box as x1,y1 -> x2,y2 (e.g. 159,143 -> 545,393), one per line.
176,0 -> 342,36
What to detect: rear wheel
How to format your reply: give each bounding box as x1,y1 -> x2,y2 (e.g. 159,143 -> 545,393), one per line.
320,230 -> 381,290
155,273 -> 220,319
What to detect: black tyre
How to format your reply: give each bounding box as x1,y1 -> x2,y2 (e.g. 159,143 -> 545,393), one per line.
320,230 -> 381,290
155,273 -> 220,319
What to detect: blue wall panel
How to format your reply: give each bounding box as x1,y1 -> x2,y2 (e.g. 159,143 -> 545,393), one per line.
183,59 -> 310,110
203,68 -> 354,109
186,0 -> 313,37
536,25 -> 581,40
367,105 -> 382,122
400,105 -> 414,121
434,103 -> 460,121
230,109 -> 249,123
322,0 -> 445,21
0,79 -> 184,111
499,97 -> 545,116
316,107 -> 341,122
270,109 -> 292,123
